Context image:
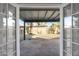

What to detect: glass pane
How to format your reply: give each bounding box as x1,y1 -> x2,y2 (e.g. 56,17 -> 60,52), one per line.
64,5 -> 71,17
0,15 -> 3,28
7,4 -> 16,56
7,43 -> 13,55
0,47 -> 2,56
2,15 -> 7,44
0,30 -> 2,56
8,4 -> 16,19
72,29 -> 79,43
0,4 -> 1,13
2,4 -> 7,14
0,13 -> 7,56
7,30 -> 15,42
63,4 -> 72,56
2,45 -> 7,56
72,44 -> 79,56
64,29 -> 71,39
1,15 -> 7,56
0,3 -> 7,56
0,30 -> 2,45
72,3 -> 79,14
0,15 -> 3,49
64,4 -> 72,39
7,41 -> 15,56
63,51 -> 71,56
0,4 -> 7,14
0,4 -> 2,13
13,41 -> 16,53
63,40 -> 66,52
73,14 -> 79,28
63,40 -> 71,55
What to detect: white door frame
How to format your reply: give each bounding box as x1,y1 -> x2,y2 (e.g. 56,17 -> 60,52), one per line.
60,3 -> 70,56
60,6 -> 63,56
19,3 -> 61,56
9,3 -> 20,56
10,3 -> 70,56
16,6 -> 20,56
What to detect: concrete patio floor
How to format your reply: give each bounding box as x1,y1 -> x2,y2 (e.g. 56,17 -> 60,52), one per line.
20,36 -> 60,56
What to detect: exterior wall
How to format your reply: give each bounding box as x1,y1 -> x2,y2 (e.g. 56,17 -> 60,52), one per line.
20,25 -> 60,41
31,27 -> 48,35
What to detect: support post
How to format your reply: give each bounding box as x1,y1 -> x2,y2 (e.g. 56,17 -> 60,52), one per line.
24,21 -> 25,40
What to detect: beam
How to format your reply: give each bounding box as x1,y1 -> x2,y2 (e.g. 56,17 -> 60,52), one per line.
43,11 -> 48,19
20,8 -> 59,11
24,18 -> 60,22
47,11 -> 56,19
38,11 -> 39,19
54,13 -> 60,19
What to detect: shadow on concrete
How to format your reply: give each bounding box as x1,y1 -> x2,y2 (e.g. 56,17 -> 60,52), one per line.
20,36 -> 60,56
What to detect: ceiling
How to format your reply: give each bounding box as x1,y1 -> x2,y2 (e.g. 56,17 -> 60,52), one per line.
19,3 -> 60,22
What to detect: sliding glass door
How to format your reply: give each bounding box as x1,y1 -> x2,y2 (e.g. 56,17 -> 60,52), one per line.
0,3 -> 16,56
7,4 -> 16,56
63,4 -> 72,56
63,3 -> 79,56
0,3 -> 7,56
72,3 -> 79,56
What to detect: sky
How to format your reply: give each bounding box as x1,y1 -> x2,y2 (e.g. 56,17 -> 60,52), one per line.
64,16 -> 72,28
19,19 -> 24,26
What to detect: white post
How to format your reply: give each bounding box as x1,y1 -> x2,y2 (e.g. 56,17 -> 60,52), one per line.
60,6 -> 63,56
16,6 -> 20,56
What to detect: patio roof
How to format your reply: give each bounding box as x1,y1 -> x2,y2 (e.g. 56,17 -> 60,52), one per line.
20,8 -> 60,22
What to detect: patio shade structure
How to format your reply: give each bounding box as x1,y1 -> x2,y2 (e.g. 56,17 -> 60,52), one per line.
20,8 -> 60,40
20,8 -> 60,22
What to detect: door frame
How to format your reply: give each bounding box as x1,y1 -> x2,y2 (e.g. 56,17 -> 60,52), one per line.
60,3 -> 70,56
9,3 -> 20,56
11,3 -> 70,56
